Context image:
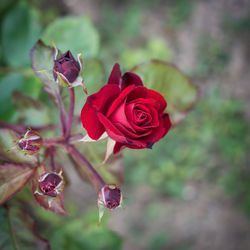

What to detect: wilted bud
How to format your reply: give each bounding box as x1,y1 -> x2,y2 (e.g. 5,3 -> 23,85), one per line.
38,170 -> 64,197
53,50 -> 80,83
18,129 -> 42,155
97,184 -> 123,225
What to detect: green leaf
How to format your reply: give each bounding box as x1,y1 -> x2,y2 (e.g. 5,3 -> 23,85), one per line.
30,40 -> 59,96
12,91 -> 51,127
131,60 -> 198,125
0,73 -> 42,122
0,164 -> 34,205
0,128 -> 37,166
0,205 -> 51,250
41,16 -> 99,57
30,164 -> 67,214
1,2 -> 42,67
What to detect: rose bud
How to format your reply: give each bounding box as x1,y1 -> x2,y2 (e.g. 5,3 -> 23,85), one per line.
53,50 -> 83,87
38,170 -> 64,197
81,63 -> 171,154
97,184 -> 123,224
18,129 -> 42,155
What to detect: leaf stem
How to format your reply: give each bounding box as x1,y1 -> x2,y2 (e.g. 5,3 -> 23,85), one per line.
69,145 -> 106,187
43,138 -> 66,146
65,88 -> 75,139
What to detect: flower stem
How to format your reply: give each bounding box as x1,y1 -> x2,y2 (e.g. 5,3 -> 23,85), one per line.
69,145 -> 106,187
49,146 -> 56,172
65,88 -> 75,139
43,138 -> 66,146
56,91 -> 67,137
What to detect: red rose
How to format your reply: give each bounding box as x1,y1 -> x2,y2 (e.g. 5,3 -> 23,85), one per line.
81,63 -> 171,154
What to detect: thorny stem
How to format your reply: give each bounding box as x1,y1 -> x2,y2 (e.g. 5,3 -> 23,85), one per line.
69,145 -> 106,187
65,88 -> 75,139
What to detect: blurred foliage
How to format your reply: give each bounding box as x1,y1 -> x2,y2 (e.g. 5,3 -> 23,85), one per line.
166,0 -> 193,28
195,36 -> 229,77
124,86 -> 250,211
121,38 -> 174,69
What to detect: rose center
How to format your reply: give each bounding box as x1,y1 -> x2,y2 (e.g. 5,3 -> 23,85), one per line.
41,182 -> 56,193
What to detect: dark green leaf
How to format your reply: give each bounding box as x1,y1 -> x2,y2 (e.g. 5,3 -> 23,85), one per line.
131,60 -> 198,125
0,73 -> 42,122
41,16 -> 99,57
1,2 -> 42,67
0,164 -> 34,205
0,205 -> 51,250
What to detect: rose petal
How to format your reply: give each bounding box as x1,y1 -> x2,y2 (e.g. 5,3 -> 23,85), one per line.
106,85 -> 135,117
127,86 -> 148,102
115,123 -> 152,140
143,113 -> 172,146
121,72 -> 143,90
81,85 -> 120,140
97,112 -> 127,143
147,89 -> 167,112
81,103 -> 105,140
109,98 -> 136,132
107,63 -> 122,86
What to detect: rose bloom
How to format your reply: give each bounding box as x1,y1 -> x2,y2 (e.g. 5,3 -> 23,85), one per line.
81,63 -> 171,154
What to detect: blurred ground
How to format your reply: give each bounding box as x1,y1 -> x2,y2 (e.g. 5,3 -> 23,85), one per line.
61,0 -> 250,249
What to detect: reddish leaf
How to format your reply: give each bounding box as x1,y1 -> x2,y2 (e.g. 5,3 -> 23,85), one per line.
0,128 -> 38,166
69,154 -> 100,190
30,164 -> 67,214
0,164 -> 35,205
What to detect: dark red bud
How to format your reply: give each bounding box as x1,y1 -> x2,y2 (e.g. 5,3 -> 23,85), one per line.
53,50 -> 80,83
98,184 -> 122,209
18,129 -> 42,155
39,172 -> 63,197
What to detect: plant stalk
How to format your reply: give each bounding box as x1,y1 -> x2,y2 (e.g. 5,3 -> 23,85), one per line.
69,145 -> 106,187
65,87 -> 75,139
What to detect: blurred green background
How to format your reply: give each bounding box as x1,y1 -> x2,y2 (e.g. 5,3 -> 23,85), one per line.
1,0 -> 250,249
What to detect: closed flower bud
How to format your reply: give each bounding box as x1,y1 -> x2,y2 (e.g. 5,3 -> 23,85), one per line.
18,129 -> 42,155
53,50 -> 80,84
98,184 -> 122,209
38,170 -> 64,197
97,184 -> 123,225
